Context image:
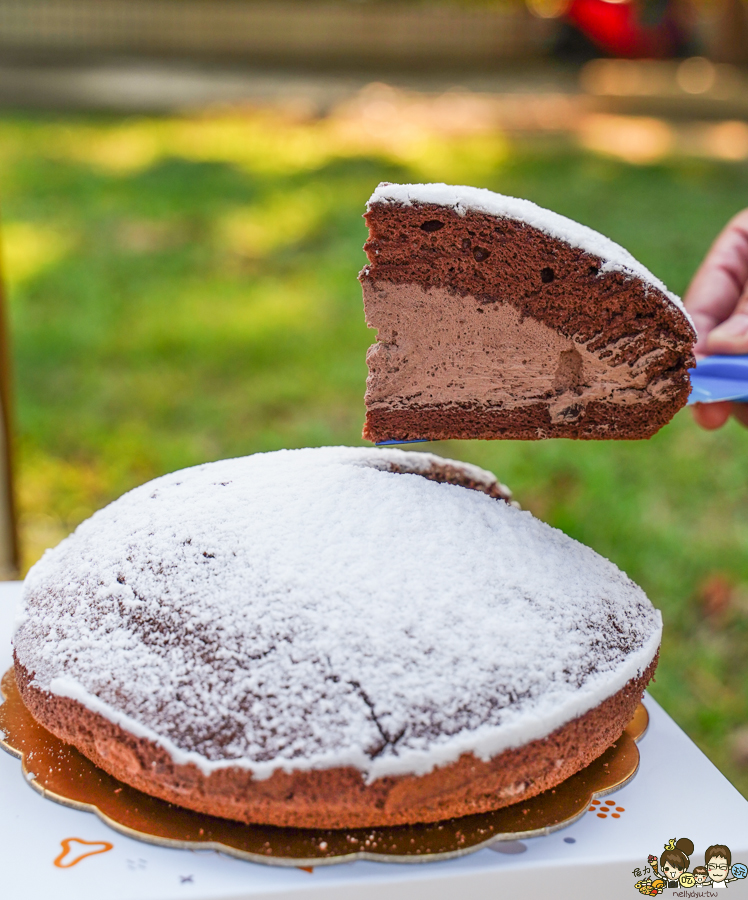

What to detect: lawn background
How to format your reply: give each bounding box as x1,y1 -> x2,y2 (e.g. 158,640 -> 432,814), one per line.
3,108 -> 748,795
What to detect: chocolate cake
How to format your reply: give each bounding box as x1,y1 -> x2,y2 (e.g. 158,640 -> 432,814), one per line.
361,183 -> 696,443
13,447 -> 661,829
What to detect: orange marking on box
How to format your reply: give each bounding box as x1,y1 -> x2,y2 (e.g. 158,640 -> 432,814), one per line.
54,838 -> 113,868
596,813 -> 607,819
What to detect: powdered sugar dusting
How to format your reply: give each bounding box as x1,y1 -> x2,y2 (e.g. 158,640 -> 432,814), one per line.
369,182 -> 693,330
14,447 -> 661,781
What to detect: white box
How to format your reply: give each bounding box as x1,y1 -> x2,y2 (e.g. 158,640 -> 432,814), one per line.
2,581 -> 747,899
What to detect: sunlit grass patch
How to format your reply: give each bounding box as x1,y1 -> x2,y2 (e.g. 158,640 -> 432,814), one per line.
217,185 -> 335,259
1,221 -> 74,289
16,446 -> 117,573
0,98 -> 510,185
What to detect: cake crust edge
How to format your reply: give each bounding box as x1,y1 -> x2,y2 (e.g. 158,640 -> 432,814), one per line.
14,653 -> 657,830
363,399 -> 686,443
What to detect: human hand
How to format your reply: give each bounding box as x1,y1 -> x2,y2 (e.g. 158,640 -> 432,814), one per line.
684,209 -> 748,429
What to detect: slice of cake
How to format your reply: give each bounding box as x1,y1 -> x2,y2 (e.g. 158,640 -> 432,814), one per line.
361,183 -> 696,443
13,447 -> 660,829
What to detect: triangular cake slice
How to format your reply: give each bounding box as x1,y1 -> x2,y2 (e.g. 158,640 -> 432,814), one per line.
360,183 -> 696,442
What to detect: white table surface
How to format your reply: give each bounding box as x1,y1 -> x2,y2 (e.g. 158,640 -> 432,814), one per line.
2,580 -> 747,899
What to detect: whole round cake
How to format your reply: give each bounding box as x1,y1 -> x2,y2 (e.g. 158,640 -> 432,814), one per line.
13,447 -> 661,829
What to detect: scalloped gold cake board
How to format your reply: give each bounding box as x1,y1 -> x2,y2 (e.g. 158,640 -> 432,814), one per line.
0,667 -> 647,867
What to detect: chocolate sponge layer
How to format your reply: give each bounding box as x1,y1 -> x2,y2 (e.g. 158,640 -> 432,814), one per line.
14,654 -> 656,829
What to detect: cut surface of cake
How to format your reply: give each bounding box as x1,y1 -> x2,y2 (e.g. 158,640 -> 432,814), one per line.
361,183 -> 696,443
13,447 -> 660,829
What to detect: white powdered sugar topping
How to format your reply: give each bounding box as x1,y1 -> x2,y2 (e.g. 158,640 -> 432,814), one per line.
369,182 -> 693,329
14,447 -> 661,781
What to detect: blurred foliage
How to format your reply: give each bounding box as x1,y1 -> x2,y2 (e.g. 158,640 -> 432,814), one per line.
2,108 -> 748,796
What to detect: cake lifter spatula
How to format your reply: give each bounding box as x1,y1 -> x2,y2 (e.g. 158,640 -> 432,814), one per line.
687,355 -> 748,405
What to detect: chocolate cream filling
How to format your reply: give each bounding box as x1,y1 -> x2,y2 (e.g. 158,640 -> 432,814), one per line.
364,281 -> 675,425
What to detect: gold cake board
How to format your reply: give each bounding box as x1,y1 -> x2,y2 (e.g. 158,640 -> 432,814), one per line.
0,667 -> 647,867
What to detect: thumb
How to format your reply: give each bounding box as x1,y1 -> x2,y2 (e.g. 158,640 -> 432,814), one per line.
705,283 -> 748,354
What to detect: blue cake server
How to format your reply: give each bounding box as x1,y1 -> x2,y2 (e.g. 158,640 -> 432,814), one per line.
688,354 -> 748,405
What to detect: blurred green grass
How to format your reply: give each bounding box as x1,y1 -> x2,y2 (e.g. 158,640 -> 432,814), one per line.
3,109 -> 748,796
